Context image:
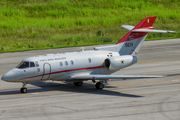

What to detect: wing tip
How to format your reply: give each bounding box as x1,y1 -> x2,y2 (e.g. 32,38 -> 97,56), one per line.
157,76 -> 163,78
167,31 -> 177,33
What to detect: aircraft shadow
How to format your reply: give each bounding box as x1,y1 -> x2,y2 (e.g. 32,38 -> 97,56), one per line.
0,82 -> 143,98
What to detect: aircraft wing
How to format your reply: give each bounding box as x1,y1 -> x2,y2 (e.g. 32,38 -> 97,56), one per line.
71,74 -> 162,80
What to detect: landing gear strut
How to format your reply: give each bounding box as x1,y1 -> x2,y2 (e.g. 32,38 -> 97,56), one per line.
95,82 -> 104,90
74,81 -> 83,86
20,82 -> 28,93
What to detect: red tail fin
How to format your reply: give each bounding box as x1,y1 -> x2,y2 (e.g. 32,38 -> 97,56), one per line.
116,16 -> 157,44
95,16 -> 175,55
132,16 -> 157,30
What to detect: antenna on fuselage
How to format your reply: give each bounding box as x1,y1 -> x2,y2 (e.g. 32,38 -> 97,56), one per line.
80,47 -> 85,52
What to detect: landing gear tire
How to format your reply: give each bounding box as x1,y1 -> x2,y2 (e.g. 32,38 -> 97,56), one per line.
74,81 -> 83,86
95,82 -> 104,90
20,82 -> 28,93
20,88 -> 28,93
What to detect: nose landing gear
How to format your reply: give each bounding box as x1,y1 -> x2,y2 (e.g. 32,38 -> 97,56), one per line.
20,82 -> 28,93
20,88 -> 28,93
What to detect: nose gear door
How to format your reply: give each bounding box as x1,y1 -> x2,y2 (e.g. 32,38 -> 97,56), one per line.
41,63 -> 51,80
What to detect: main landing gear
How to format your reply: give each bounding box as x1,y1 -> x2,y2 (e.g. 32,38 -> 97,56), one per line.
95,82 -> 104,90
20,82 -> 28,93
73,81 -> 105,90
94,79 -> 108,90
74,81 -> 83,86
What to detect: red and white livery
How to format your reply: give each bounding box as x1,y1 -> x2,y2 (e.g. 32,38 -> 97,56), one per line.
1,16 -> 176,93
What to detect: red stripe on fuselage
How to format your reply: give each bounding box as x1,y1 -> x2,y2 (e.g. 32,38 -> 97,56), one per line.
20,65 -> 105,80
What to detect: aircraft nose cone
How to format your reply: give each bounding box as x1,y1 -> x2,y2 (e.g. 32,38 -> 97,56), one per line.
1,70 -> 15,82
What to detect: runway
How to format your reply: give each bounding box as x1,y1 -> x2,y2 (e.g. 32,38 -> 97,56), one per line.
0,38 -> 180,120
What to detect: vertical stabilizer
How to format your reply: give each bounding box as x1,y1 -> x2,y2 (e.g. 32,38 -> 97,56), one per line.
116,16 -> 157,55
94,16 -> 175,54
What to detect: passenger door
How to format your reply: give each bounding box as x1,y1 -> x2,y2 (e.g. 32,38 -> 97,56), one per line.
41,63 -> 51,80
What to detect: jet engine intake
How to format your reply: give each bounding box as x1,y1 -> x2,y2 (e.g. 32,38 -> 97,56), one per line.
104,55 -> 137,70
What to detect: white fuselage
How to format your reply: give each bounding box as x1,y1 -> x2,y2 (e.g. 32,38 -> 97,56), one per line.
2,50 -> 123,82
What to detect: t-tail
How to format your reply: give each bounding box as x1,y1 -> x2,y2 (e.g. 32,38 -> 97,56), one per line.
94,16 -> 176,55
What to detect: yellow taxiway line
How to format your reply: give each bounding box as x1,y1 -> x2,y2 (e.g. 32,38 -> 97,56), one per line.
108,79 -> 180,87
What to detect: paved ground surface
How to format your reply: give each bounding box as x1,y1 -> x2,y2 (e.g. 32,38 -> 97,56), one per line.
0,38 -> 180,120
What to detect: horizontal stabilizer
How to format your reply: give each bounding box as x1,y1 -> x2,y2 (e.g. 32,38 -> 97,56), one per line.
132,29 -> 176,33
71,74 -> 162,80
121,25 -> 134,31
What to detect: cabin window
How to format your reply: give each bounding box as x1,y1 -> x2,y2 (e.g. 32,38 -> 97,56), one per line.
65,61 -> 68,66
35,61 -> 39,67
71,60 -> 74,65
30,62 -> 35,67
88,58 -> 91,63
17,62 -> 29,69
60,62 -> 63,66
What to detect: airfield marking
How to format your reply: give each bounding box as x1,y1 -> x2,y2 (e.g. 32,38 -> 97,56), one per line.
108,79 -> 180,87
0,93 -> 30,97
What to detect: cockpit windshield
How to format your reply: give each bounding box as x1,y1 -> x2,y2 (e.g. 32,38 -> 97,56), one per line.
16,61 -> 37,69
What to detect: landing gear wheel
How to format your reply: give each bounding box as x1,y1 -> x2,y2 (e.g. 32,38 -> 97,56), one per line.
74,81 -> 83,86
20,88 -> 28,93
95,82 -> 104,90
20,82 -> 28,93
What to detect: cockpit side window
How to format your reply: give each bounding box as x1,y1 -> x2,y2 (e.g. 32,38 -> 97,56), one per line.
17,62 -> 29,69
30,62 -> 35,67
35,61 -> 39,67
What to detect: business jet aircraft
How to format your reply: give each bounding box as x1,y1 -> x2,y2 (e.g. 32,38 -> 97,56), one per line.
1,16 -> 176,93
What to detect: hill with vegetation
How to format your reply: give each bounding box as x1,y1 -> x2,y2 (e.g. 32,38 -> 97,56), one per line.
0,0 -> 179,52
